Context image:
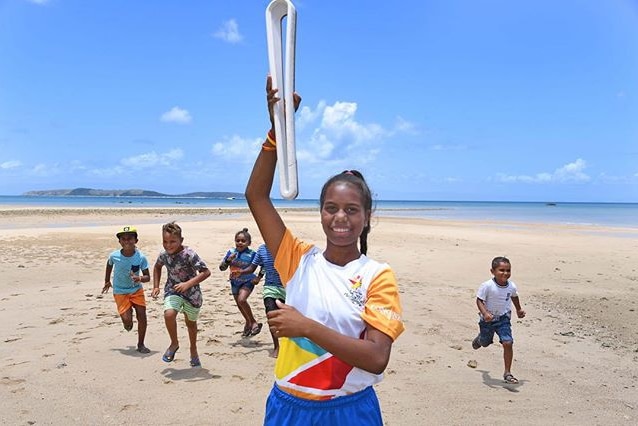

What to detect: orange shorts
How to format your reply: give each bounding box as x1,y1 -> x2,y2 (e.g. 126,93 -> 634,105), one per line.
113,288 -> 146,315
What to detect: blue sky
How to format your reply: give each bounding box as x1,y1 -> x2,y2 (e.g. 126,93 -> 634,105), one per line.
1,0 -> 637,202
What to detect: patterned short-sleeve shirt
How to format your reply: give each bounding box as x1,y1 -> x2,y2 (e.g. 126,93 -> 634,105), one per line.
156,247 -> 208,308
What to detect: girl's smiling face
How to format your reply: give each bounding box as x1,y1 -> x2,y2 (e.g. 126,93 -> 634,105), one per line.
320,182 -> 370,251
235,234 -> 250,252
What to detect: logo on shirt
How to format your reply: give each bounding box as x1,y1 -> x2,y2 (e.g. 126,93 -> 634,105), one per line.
345,275 -> 365,308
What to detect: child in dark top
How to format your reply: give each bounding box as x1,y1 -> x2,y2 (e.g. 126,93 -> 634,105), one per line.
248,244 -> 286,357
219,228 -> 262,337
102,225 -> 151,353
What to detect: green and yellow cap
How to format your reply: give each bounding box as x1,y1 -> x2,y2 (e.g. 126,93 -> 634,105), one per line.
116,226 -> 138,238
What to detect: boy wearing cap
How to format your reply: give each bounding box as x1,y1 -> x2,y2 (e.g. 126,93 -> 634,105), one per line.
102,226 -> 151,353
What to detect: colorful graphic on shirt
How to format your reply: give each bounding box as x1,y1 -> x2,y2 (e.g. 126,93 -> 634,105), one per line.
276,337 -> 354,400
345,275 -> 365,308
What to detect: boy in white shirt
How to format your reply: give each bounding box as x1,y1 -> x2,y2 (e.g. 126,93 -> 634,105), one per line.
472,256 -> 526,384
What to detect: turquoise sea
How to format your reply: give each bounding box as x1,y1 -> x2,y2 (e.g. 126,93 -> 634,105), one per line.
1,195 -> 637,229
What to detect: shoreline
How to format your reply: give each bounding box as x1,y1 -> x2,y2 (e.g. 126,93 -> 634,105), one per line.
1,206 -> 637,239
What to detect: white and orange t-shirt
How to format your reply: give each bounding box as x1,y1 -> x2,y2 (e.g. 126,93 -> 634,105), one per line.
273,228 -> 404,400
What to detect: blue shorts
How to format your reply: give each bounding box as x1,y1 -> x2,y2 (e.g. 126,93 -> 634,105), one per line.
477,314 -> 513,346
230,280 -> 255,296
264,384 -> 382,426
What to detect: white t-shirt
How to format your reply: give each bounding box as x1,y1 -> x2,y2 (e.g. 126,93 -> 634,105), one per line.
273,228 -> 404,400
476,278 -> 519,319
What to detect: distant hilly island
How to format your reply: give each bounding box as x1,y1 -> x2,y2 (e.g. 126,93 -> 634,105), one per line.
23,188 -> 245,199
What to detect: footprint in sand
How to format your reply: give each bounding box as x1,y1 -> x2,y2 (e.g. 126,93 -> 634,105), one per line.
1,377 -> 26,386
17,325 -> 35,330
119,404 -> 139,412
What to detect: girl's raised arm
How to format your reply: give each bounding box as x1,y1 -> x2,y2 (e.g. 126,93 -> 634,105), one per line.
245,76 -> 300,257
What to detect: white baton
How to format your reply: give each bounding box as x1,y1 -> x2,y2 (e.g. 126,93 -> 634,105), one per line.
266,0 -> 298,200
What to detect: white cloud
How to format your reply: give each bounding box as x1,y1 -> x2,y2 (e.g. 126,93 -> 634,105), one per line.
297,101 -> 326,130
321,102 -> 383,142
213,19 -> 243,44
597,172 -> 638,183
1,160 -> 22,169
211,135 -> 262,163
496,158 -> 590,184
553,158 -> 589,182
293,100 -> 387,167
26,0 -> 49,5
31,163 -> 56,176
120,149 -> 184,168
160,106 -> 192,124
89,166 -> 125,178
393,116 -> 418,135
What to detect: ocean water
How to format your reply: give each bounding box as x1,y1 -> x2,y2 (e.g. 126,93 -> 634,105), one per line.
0,196 -> 637,229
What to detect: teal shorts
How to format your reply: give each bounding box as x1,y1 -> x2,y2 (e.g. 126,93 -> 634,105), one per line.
164,294 -> 200,322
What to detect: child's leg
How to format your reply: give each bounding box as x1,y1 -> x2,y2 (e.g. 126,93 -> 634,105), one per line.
234,289 -> 257,330
184,315 -> 198,359
474,321 -> 494,348
164,309 -> 179,350
503,341 -> 513,374
237,287 -> 257,325
232,293 -> 250,326
120,308 -> 134,331
494,315 -> 518,382
114,294 -> 134,331
132,303 -> 149,352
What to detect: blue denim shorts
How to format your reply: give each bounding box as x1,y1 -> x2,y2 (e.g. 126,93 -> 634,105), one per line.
230,279 -> 255,296
478,314 -> 513,346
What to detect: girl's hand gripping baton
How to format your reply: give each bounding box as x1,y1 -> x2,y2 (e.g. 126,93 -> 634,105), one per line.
266,0 -> 298,200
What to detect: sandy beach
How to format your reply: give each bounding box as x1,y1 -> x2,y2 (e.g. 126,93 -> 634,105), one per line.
0,207 -> 637,425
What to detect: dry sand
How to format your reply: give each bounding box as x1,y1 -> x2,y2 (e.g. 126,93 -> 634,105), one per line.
0,207 -> 637,425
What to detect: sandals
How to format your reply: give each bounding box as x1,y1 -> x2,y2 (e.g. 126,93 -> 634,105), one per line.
503,373 -> 519,384
190,357 -> 201,367
241,323 -> 263,337
250,323 -> 263,336
136,344 -> 151,354
162,346 -> 179,363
